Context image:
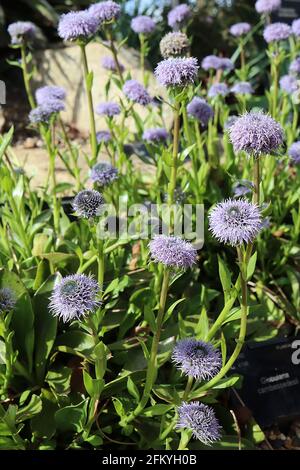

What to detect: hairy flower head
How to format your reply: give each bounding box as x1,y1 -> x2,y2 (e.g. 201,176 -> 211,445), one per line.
58,10 -> 99,41
72,189 -> 104,219
149,235 -> 197,269
177,402 -> 221,445
155,57 -> 198,87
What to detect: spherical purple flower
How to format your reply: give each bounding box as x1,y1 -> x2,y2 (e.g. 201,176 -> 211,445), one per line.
35,86 -> 66,105
96,130 -> 112,143
123,79 -> 151,105
177,402 -> 221,445
89,1 -> 121,24
231,81 -> 254,95
155,57 -> 198,88
263,23 -> 291,43
255,0 -> 281,14
143,127 -> 169,143
160,32 -> 189,58
29,101 -> 64,124
131,16 -> 156,35
288,141 -> 300,164
149,235 -> 197,269
187,97 -> 214,126
96,101 -> 121,117
90,162 -> 118,186
232,179 -> 254,197
218,58 -> 234,71
58,11 -> 99,41
279,74 -> 299,94
209,198 -> 262,246
229,22 -> 251,37
0,288 -> 16,313
292,18 -> 300,37
172,338 -> 222,381
289,57 -> 300,75
49,274 -> 100,322
168,4 -> 191,30
208,83 -> 229,98
201,55 -> 221,71
101,56 -> 125,72
7,21 -> 36,45
72,189 -> 104,219
229,112 -> 284,155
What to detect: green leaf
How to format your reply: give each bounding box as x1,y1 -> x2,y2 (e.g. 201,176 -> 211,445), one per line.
16,395 -> 42,422
55,330 -> 94,357
83,371 -> 104,397
0,127 -> 14,163
127,376 -> 140,402
218,256 -> 232,300
41,252 -> 76,265
31,390 -> 58,439
212,375 -> 241,389
247,252 -> 257,280
112,398 -> 125,418
163,298 -> 185,324
55,399 -> 88,433
142,404 -> 173,417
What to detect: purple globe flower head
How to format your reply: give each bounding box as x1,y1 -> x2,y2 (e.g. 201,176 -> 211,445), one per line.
255,0 -> 281,14
224,115 -> 238,130
232,179 -> 254,197
187,97 -> 214,126
72,189 -> 104,219
231,81 -> 254,95
96,130 -> 111,143
292,18 -> 300,37
172,338 -> 222,381
102,55 -> 125,72
279,74 -> 299,94
208,83 -> 229,98
0,288 -> 16,313
89,1 -> 121,24
123,79 -> 151,105
263,23 -> 291,43
218,58 -> 234,71
229,22 -> 251,37
90,162 -> 118,186
288,141 -> 300,164
229,111 -> 284,155
168,3 -> 191,30
96,101 -> 121,117
35,86 -> 66,105
58,10 -> 99,41
177,402 -> 221,445
155,57 -> 198,88
160,32 -> 189,58
49,274 -> 100,322
209,198 -> 262,246
29,100 -> 64,124
131,16 -> 156,35
8,21 -> 36,45
143,127 -> 169,143
149,235 -> 197,269
201,55 -> 221,71
289,57 -> 300,75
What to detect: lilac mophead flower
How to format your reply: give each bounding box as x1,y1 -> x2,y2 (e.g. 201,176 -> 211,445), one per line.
49,274 -> 100,322
123,79 -> 151,105
187,97 -> 214,126
177,402 -> 221,445
231,81 -> 254,95
72,189 -> 104,219
102,55 -> 125,72
96,130 -> 111,143
229,22 -> 251,37
143,127 -> 169,143
0,288 -> 16,313
289,57 -> 300,75
160,32 -> 189,58
292,18 -> 300,37
233,180 -> 254,197
89,1 -> 121,24
229,111 -> 284,155
201,55 -> 221,71
155,57 -> 198,88
131,16 -> 156,35
279,74 -> 299,94
29,101 -> 64,124
263,23 -> 291,43
8,21 -> 36,45
218,58 -> 234,71
149,235 -> 197,269
168,3 -> 191,30
288,141 -> 300,164
96,101 -> 121,117
255,0 -> 281,14
172,338 -> 222,381
209,198 -> 262,246
90,162 -> 118,186
58,10 -> 99,41
35,86 -> 66,105
208,83 -> 229,98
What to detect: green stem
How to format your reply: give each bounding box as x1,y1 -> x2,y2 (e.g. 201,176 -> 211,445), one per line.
97,238 -> 105,296
59,117 -> 81,191
253,156 -> 260,206
80,44 -> 97,163
168,100 -> 181,211
20,42 -> 35,109
43,125 -> 60,235
182,375 -> 193,401
105,28 -> 124,84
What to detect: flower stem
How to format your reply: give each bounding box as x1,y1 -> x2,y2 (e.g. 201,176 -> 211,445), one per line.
20,42 -> 35,109
168,100 -> 181,213
105,27 -> 124,84
80,44 -> 97,163
253,156 -> 260,206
